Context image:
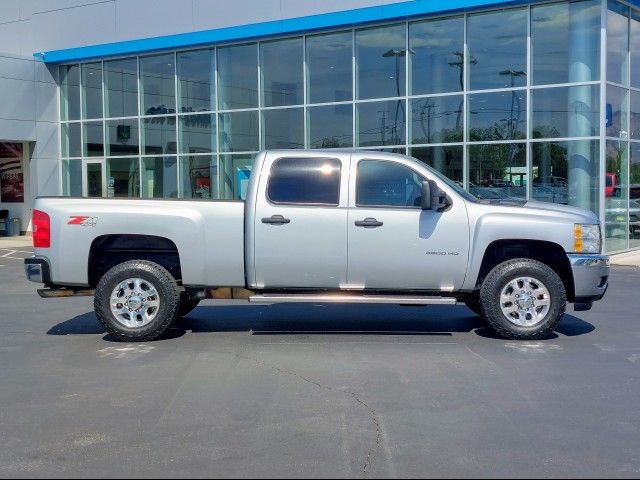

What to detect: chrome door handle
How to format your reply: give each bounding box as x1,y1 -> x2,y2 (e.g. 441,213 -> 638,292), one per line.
262,215 -> 291,225
354,217 -> 383,228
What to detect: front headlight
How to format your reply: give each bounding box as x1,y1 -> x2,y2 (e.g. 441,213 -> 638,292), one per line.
574,224 -> 601,254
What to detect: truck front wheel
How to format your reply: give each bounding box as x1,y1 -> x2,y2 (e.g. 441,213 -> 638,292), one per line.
94,260 -> 181,342
479,258 -> 566,340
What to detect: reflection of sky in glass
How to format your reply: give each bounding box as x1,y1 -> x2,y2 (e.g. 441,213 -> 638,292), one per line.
632,11 -> 640,88
261,38 -> 303,107
532,1 -> 600,85
307,31 -> 352,104
309,105 -> 353,148
469,91 -> 527,141
532,86 -> 599,139
607,2 -> 630,85
468,9 -> 527,90
263,108 -> 304,149
178,50 -> 214,113
217,44 -> 258,110
410,16 -> 464,95
140,54 -> 176,115
411,96 -> 463,144
357,24 -> 406,99
358,100 -> 406,146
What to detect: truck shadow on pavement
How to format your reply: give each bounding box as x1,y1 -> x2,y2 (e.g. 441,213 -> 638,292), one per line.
47,304 -> 595,342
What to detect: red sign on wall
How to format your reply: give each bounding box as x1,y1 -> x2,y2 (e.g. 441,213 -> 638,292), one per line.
0,143 -> 24,203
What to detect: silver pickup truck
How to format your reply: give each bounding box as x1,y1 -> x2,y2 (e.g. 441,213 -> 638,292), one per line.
25,150 -> 609,341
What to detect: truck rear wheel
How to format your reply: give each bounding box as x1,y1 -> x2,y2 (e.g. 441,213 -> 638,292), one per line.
94,260 -> 180,342
479,258 -> 566,340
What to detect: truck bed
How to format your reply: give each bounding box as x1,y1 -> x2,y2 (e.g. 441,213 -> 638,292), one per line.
32,197 -> 246,287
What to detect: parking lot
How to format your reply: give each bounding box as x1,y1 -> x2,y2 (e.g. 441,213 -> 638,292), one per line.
1,250 -> 640,478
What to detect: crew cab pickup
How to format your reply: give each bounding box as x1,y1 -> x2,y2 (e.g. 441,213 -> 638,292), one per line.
25,150 -> 610,341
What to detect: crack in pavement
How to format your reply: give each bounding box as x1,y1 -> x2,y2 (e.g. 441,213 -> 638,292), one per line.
231,352 -> 382,478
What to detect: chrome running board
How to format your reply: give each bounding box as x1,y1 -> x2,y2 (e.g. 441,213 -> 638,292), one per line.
249,293 -> 457,305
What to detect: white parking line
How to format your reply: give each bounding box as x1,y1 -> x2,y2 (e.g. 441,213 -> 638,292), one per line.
0,249 -> 32,260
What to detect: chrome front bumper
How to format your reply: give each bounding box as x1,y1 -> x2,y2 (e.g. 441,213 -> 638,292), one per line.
567,254 -> 610,302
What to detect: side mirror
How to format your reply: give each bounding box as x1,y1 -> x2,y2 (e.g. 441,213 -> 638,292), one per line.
421,180 -> 432,210
421,180 -> 448,211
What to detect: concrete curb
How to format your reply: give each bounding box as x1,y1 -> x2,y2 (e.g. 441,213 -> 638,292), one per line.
610,250 -> 640,268
0,236 -> 32,250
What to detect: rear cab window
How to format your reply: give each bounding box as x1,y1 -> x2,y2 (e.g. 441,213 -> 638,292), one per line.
267,157 -> 342,206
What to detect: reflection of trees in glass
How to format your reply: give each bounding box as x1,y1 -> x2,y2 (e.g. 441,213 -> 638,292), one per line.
412,98 -> 463,144
630,145 -> 640,184
532,142 -> 568,182
470,144 -> 525,186
318,138 -> 341,149
606,142 -> 625,176
532,125 -> 562,139
632,163 -> 640,183
469,92 -> 526,142
469,123 -> 526,142
358,102 -> 406,146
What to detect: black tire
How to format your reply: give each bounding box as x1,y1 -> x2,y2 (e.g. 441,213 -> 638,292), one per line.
479,258 -> 566,340
464,294 -> 483,316
94,260 -> 180,342
178,292 -> 200,318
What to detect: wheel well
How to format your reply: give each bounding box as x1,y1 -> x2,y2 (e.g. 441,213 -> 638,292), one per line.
88,235 -> 181,287
477,240 -> 575,301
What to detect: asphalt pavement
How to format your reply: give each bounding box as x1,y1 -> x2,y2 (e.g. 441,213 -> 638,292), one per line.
1,251 -> 639,478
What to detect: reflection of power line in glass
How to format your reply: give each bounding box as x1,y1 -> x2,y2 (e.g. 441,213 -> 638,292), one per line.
448,51 -> 475,129
499,69 -> 527,165
382,49 -> 413,145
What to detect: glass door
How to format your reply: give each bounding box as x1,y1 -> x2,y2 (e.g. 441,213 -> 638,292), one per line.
82,160 -> 106,197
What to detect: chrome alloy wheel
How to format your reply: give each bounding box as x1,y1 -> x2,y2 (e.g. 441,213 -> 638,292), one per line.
499,276 -> 551,327
110,278 -> 160,328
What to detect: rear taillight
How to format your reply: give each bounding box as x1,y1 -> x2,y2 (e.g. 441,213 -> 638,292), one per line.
33,209 -> 50,248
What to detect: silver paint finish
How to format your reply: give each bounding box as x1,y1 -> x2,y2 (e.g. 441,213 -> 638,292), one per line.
346,151 -> 470,290
251,151 -> 352,289
32,197 -> 246,287
34,149 -> 609,308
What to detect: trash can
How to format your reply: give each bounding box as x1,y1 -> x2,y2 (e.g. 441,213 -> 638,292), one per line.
7,217 -> 21,237
0,209 -> 7,236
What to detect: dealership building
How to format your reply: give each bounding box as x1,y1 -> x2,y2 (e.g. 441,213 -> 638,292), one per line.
0,0 -> 638,251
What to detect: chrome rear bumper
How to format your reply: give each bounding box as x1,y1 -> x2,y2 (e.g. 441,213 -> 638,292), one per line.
24,257 -> 51,284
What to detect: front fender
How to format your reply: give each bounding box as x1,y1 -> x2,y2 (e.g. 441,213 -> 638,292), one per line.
462,211 -> 575,291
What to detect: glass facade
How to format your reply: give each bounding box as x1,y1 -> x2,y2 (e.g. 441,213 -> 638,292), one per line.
604,0 -> 640,251
57,0 -> 640,252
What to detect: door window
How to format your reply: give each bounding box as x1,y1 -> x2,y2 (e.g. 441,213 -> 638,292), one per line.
267,157 -> 341,205
356,160 -> 424,208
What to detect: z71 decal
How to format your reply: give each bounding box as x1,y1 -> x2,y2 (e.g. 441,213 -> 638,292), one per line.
68,216 -> 98,227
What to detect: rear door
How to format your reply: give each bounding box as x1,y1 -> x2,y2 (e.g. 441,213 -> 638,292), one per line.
253,154 -> 349,289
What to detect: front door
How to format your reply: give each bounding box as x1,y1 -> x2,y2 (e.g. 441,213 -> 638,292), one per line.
252,155 -> 349,289
346,156 -> 470,291
82,160 -> 105,197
